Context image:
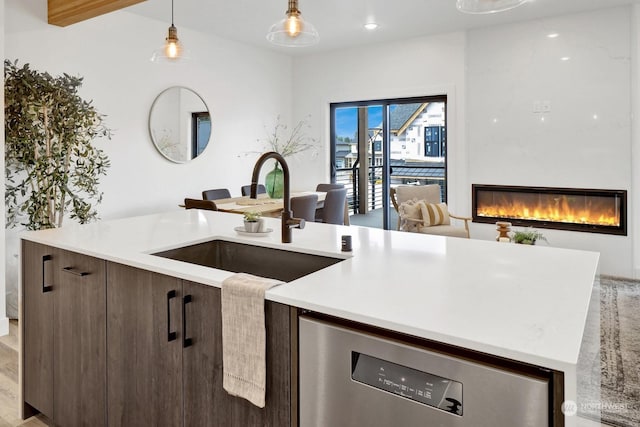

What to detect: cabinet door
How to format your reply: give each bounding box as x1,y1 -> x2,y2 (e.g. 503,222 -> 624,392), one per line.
22,240 -> 54,419
106,262 -> 183,427
182,281 -> 219,426
53,249 -> 107,427
182,281 -> 292,426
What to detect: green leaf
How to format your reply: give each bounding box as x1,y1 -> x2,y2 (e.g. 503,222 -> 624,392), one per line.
5,59 -> 111,230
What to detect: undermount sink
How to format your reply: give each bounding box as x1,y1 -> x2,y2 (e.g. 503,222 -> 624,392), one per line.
152,239 -> 344,282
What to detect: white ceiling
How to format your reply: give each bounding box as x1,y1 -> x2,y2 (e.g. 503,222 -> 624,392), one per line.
125,0 -> 640,55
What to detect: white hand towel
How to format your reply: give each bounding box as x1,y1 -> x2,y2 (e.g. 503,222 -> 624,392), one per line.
221,273 -> 283,408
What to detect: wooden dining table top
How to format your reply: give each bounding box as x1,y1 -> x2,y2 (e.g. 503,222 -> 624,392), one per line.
214,191 -> 326,217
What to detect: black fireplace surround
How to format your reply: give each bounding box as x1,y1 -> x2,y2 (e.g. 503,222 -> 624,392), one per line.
472,184 -> 627,235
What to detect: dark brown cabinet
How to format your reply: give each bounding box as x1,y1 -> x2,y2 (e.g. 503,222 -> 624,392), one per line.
23,244 -> 294,427
22,240 -> 107,426
106,263 -> 294,427
106,262 -> 183,427
22,241 -> 54,420
182,280 -> 293,426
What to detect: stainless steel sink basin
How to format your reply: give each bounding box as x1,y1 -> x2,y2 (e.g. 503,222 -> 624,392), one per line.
152,239 -> 344,282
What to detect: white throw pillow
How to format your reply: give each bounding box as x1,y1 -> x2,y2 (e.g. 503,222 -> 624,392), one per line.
398,199 -> 423,232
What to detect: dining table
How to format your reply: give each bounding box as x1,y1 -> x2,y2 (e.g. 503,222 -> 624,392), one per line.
212,191 -> 350,225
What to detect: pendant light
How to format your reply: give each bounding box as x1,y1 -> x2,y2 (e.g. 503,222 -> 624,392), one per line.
266,0 -> 319,47
151,0 -> 188,62
456,0 -> 528,14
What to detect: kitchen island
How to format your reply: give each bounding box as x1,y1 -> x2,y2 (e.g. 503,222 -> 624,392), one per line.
20,209 -> 599,426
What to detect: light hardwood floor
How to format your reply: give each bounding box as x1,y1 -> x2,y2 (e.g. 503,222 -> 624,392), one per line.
0,319 -> 609,427
0,321 -> 46,427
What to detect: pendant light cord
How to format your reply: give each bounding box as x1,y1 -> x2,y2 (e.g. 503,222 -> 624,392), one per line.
171,0 -> 175,26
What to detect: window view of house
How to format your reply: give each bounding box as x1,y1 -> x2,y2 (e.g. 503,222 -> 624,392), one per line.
331,97 -> 447,228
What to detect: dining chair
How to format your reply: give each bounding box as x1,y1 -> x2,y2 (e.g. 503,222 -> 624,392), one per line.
291,194 -> 319,222
184,198 -> 218,211
315,183 -> 344,192
241,184 -> 266,197
320,188 -> 347,225
315,183 -> 345,221
202,188 -> 231,200
391,184 -> 470,238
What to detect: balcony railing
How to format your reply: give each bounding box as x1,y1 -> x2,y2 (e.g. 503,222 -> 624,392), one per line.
335,164 -> 446,215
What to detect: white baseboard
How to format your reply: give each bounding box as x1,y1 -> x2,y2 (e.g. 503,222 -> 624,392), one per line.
0,317 -> 9,337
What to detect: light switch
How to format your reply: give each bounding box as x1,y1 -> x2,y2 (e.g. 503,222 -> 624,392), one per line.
541,101 -> 551,112
533,101 -> 541,113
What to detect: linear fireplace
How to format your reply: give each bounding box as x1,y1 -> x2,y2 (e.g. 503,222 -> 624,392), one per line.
472,184 -> 627,235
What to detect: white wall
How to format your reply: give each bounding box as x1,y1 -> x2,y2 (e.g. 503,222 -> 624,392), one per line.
4,0 -> 293,317
632,4 -> 640,278
0,0 -> 9,334
466,7 -> 632,277
293,7 -> 634,277
5,0 -> 293,219
292,32 -> 467,209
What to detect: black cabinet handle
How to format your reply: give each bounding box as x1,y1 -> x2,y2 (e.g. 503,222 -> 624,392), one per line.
183,295 -> 193,348
62,266 -> 89,277
167,290 -> 177,342
42,255 -> 53,293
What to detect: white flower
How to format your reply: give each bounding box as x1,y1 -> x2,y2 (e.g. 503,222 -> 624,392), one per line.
261,115 -> 318,158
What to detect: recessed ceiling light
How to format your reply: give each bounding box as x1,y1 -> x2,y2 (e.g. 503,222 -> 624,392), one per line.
560,56 -> 571,61
364,22 -> 379,31
547,32 -> 559,39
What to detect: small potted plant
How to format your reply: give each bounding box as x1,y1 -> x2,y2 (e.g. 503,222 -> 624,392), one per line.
243,211 -> 262,233
512,228 -> 547,245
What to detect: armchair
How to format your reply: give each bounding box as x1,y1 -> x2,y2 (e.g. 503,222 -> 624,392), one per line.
391,184 -> 471,238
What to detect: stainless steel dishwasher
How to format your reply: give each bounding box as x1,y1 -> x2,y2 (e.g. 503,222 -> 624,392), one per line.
299,316 -> 550,427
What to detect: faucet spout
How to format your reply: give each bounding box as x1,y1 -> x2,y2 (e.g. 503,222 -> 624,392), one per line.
250,151 -> 303,243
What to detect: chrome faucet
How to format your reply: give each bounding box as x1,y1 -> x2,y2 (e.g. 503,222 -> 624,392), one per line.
250,151 -> 305,243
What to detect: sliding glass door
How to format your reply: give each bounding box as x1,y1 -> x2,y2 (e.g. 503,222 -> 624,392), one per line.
330,96 -> 447,230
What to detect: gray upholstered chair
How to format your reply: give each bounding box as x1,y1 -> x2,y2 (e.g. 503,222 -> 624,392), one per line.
315,183 -> 344,192
315,183 -> 345,221
320,188 -> 347,225
291,194 -> 319,222
241,184 -> 266,197
202,188 -> 231,200
184,198 -> 218,211
391,184 -> 470,238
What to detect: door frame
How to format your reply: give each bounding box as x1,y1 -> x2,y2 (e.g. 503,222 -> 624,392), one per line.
330,95 -> 448,230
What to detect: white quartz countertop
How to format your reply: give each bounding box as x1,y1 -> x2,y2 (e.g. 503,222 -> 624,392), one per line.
21,209 -> 599,372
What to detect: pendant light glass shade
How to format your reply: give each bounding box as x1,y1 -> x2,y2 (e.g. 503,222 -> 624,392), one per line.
456,0 -> 527,14
267,0 -> 319,47
151,0 -> 189,62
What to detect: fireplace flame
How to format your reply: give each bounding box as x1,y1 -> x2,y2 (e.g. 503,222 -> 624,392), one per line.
477,195 -> 620,226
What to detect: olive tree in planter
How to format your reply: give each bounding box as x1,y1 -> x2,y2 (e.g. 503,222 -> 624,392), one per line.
4,60 -> 111,319
4,59 -> 111,230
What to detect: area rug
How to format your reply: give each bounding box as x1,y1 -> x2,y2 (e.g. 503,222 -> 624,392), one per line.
577,276 -> 640,426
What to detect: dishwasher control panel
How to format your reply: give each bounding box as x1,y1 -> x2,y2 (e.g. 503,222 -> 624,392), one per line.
352,352 -> 463,415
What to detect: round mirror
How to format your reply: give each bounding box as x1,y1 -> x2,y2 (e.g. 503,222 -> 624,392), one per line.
149,86 -> 211,163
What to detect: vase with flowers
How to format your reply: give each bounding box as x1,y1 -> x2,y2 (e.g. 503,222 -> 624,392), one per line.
260,115 -> 318,198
